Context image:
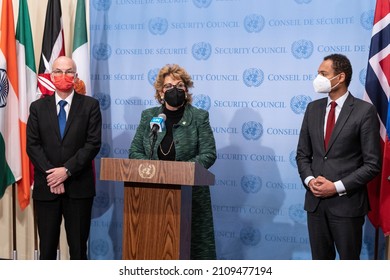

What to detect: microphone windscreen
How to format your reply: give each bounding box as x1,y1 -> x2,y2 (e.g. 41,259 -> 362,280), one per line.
150,115 -> 166,132
158,113 -> 166,121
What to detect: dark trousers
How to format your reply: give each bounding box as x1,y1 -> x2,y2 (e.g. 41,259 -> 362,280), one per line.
34,196 -> 93,260
307,199 -> 365,260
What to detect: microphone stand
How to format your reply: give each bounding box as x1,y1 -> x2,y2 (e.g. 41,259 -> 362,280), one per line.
149,129 -> 157,159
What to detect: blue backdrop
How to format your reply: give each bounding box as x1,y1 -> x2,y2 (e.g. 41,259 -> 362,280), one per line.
87,0 -> 385,260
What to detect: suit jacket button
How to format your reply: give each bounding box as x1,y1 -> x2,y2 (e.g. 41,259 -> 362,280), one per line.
324,156 -> 328,160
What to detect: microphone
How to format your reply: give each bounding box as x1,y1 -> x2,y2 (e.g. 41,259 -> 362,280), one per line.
149,113 -> 166,159
150,113 -> 166,134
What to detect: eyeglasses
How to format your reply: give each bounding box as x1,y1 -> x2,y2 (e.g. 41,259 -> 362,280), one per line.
163,82 -> 186,92
52,69 -> 76,77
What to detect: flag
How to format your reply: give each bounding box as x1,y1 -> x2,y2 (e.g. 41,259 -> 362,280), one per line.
37,0 -> 65,97
16,0 -> 37,210
72,0 -> 90,96
0,0 -> 21,198
365,0 -> 390,235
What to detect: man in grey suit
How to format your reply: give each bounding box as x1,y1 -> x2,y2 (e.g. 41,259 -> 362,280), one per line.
296,54 -> 381,260
27,56 -> 102,259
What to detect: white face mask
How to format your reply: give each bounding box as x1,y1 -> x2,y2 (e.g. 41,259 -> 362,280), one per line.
313,74 -> 340,93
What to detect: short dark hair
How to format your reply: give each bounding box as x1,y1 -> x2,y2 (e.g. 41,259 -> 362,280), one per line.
323,53 -> 352,87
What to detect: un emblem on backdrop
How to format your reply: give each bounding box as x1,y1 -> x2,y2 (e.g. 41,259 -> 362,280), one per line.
291,39 -> 313,59
240,226 -> 261,246
244,14 -> 265,33
359,68 -> 367,85
98,142 -> 111,158
192,42 -> 212,60
242,121 -> 263,140
361,10 -> 374,30
94,92 -> 111,111
193,94 -> 211,111
0,69 -> 9,107
243,68 -> 264,87
241,175 -> 262,194
93,191 -> 110,209
90,239 -> 109,257
148,68 -> 160,86
92,0 -> 111,11
92,43 -> 112,60
288,204 -> 306,224
193,0 -> 212,8
148,17 -> 168,35
290,95 -> 311,114
289,150 -> 298,169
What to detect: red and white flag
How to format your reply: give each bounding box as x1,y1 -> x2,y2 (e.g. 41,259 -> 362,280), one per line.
365,0 -> 390,235
37,0 -> 65,97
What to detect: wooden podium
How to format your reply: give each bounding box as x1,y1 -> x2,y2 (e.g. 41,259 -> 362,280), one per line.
99,158 -> 215,260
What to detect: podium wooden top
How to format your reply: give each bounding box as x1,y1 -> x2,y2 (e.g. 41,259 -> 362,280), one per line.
100,158 -> 215,186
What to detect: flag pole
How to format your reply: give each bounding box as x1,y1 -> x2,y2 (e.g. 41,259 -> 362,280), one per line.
374,228 -> 379,259
57,242 -> 61,260
12,183 -> 17,260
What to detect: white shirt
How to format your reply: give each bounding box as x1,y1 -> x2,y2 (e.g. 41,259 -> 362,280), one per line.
55,91 -> 74,120
323,91 -> 348,136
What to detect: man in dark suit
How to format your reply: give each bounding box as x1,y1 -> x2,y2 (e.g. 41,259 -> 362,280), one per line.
27,56 -> 102,260
296,54 -> 381,260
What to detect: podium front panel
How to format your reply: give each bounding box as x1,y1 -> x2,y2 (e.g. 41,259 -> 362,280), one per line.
122,182 -> 192,260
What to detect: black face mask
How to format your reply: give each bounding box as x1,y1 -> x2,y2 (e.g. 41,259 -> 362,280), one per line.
164,87 -> 186,108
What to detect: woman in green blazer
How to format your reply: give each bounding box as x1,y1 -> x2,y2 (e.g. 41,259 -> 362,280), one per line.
129,64 -> 217,259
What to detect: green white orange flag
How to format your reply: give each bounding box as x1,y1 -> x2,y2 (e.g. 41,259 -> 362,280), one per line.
72,0 -> 91,96
16,0 -> 36,210
0,0 -> 21,198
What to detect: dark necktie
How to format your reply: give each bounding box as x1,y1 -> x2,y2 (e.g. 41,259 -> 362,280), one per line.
324,101 -> 337,149
58,100 -> 67,139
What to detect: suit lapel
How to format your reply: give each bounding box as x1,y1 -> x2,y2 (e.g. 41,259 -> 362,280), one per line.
326,93 -> 354,152
316,98 -> 327,153
63,92 -> 82,139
